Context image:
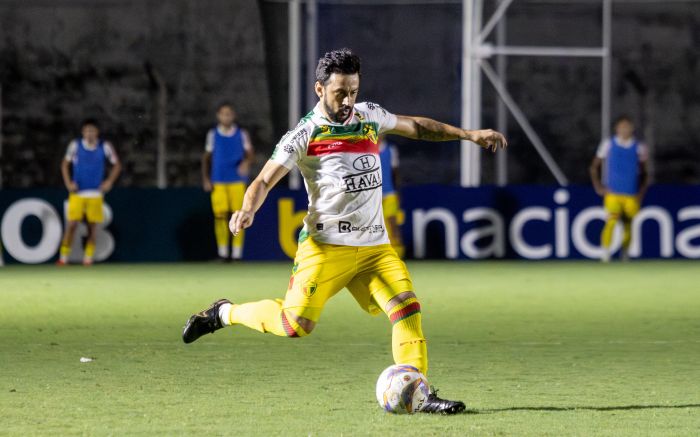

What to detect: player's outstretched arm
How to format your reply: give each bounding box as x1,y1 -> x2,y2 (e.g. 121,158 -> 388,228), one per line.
230,160 -> 290,236
387,115 -> 507,152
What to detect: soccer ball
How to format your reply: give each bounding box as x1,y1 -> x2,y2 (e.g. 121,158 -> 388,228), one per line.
375,364 -> 430,414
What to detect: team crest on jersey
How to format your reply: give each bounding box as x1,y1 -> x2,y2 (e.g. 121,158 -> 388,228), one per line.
363,123 -> 378,144
302,280 -> 318,297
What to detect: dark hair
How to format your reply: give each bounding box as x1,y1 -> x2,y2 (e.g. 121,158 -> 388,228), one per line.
217,101 -> 234,112
315,48 -> 361,85
614,115 -> 633,126
81,118 -> 99,129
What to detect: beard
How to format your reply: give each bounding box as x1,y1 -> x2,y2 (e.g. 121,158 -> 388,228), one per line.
323,99 -> 352,123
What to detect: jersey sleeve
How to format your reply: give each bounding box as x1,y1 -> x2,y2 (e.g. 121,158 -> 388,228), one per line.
103,142 -> 119,165
595,139 -> 611,159
356,102 -> 397,133
241,129 -> 253,153
64,140 -> 78,162
270,123 -> 309,169
205,129 -> 215,153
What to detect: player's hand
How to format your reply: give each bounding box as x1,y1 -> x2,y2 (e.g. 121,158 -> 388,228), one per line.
464,129 -> 508,152
229,209 -> 254,236
203,179 -> 213,192
67,182 -> 78,192
237,161 -> 251,178
100,181 -> 113,193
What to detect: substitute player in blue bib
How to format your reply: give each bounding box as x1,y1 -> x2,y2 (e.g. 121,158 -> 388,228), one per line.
58,119 -> 121,266
202,103 -> 254,260
590,115 -> 649,262
378,135 -> 405,258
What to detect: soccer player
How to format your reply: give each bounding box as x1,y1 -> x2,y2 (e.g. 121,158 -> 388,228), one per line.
590,115 -> 649,262
183,49 -> 506,414
202,103 -> 254,260
58,119 -> 121,266
378,135 -> 405,258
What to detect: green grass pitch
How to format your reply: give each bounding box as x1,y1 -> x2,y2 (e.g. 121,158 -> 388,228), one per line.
2,261 -> 700,436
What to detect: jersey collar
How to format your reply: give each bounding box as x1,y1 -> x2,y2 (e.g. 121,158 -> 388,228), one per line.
613,135 -> 636,147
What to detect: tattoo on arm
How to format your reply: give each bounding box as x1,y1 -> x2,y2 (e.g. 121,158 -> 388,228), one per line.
414,118 -> 461,141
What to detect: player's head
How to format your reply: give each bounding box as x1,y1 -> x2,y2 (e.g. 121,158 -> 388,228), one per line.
216,102 -> 236,128
614,115 -> 634,139
315,48 -> 361,123
81,118 -> 100,142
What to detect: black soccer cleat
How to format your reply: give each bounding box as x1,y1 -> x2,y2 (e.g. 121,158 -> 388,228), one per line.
182,299 -> 231,344
420,387 -> 466,415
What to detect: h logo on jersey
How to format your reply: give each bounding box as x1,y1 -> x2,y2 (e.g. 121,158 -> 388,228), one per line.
352,154 -> 377,171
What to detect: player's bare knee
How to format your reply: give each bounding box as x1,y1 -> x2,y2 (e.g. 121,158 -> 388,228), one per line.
284,310 -> 316,337
297,317 -> 316,335
384,291 -> 417,314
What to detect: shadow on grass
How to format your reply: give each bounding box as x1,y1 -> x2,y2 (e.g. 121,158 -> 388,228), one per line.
466,404 -> 700,414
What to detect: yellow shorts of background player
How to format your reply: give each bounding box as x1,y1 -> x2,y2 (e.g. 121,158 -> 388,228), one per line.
67,193 -> 104,223
382,193 -> 402,223
382,193 -> 405,257
211,182 -> 246,216
604,193 -> 640,219
601,192 -> 640,251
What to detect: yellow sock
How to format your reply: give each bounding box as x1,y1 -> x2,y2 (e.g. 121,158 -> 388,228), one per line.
60,244 -> 71,262
228,299 -> 308,337
232,231 -> 244,259
622,221 -> 632,249
84,242 -> 95,259
601,217 -> 618,249
214,216 -> 229,257
387,297 -> 428,375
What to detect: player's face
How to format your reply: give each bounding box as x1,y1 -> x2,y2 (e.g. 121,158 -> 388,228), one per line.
82,125 -> 99,143
316,73 -> 360,123
615,120 -> 634,139
217,106 -> 236,127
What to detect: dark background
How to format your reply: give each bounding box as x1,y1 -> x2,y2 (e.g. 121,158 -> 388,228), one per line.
1,0 -> 698,188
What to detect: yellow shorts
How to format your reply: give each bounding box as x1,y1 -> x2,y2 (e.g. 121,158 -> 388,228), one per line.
604,193 -> 640,219
382,193 -> 401,221
211,182 -> 245,216
67,193 -> 104,223
282,238 -> 413,321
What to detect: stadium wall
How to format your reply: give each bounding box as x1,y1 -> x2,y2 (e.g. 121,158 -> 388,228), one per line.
1,185 -> 699,264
